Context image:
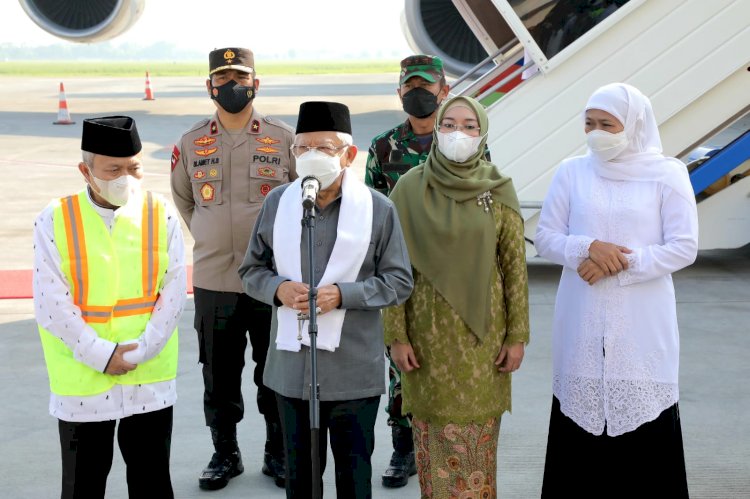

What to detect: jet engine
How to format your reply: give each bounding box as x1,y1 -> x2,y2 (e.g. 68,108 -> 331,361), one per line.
401,0 -> 489,77
18,0 -> 145,43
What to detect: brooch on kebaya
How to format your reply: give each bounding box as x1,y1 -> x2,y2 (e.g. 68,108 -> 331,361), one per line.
477,191 -> 493,213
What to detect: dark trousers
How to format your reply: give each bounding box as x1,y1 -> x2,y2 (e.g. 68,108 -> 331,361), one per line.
58,406 -> 173,499
193,287 -> 278,428
276,393 -> 380,499
542,396 -> 689,498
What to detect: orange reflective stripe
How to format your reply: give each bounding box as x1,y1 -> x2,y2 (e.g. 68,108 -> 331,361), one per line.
150,198 -> 160,298
141,192 -> 160,298
78,295 -> 157,321
61,195 -> 89,307
113,295 -> 157,317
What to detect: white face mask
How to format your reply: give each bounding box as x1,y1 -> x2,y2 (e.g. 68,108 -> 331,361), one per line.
586,129 -> 629,161
90,173 -> 141,206
295,149 -> 344,190
437,130 -> 483,163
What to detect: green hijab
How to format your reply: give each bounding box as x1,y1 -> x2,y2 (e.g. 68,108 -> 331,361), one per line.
389,96 -> 520,339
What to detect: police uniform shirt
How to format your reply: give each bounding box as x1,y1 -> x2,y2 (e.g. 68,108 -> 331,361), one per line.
170,110 -> 297,293
33,188 -> 187,422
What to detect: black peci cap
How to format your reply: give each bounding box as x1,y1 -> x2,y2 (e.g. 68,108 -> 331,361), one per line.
81,116 -> 142,157
295,101 -> 352,135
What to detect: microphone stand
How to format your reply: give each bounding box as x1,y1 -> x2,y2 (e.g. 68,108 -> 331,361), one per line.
300,199 -> 321,499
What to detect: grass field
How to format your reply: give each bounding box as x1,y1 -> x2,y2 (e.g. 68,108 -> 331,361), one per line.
0,60 -> 401,77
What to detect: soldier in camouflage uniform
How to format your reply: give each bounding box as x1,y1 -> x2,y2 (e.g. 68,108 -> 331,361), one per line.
365,55 -> 450,488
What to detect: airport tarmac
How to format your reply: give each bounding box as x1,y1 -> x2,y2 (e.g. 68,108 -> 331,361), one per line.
0,75 -> 748,498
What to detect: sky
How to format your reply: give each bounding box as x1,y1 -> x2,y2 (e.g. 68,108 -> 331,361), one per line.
2,0 -> 413,58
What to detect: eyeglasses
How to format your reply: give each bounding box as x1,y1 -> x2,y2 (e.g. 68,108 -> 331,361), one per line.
438,123 -> 480,133
290,144 -> 349,158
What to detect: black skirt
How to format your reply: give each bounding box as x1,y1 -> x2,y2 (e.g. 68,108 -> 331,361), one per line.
541,396 -> 689,498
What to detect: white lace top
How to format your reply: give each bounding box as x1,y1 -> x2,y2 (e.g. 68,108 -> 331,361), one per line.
535,156 -> 698,436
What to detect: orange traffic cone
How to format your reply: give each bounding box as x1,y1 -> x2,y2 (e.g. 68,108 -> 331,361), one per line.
143,71 -> 155,100
53,82 -> 75,125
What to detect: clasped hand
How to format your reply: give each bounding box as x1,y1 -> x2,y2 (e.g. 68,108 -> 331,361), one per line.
578,240 -> 632,285
276,281 -> 342,315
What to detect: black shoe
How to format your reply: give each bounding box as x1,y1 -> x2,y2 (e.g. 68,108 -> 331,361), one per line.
198,450 -> 244,491
382,449 -> 417,488
262,452 -> 286,488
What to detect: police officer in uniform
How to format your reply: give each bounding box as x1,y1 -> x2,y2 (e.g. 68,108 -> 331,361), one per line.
170,47 -> 296,490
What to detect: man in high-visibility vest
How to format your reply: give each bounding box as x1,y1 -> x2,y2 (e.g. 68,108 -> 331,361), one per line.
33,116 -> 187,499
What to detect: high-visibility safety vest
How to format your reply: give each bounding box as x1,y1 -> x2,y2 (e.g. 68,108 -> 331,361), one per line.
38,190 -> 178,396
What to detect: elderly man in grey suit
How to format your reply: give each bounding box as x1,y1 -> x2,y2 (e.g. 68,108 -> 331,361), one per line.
239,101 -> 413,498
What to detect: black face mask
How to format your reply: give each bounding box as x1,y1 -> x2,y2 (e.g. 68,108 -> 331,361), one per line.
401,87 -> 440,119
211,79 -> 256,114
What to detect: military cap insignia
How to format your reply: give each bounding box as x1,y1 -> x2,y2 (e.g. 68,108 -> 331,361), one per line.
210,121 -> 218,135
170,145 -> 180,172
200,183 -> 215,201
209,168 -> 218,177
256,136 -> 280,145
223,49 -> 235,63
257,167 -> 276,178
194,135 -> 217,147
256,146 -> 278,154
193,169 -> 207,180
260,184 -> 272,196
194,147 -> 218,157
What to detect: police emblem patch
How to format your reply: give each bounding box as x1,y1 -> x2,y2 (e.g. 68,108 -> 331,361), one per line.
195,147 -> 218,157
256,146 -> 279,154
170,145 -> 180,172
224,49 -> 235,63
256,136 -> 280,145
209,168 -> 218,177
260,184 -> 272,196
194,135 -> 217,147
257,167 -> 276,178
193,169 -> 206,179
200,183 -> 215,201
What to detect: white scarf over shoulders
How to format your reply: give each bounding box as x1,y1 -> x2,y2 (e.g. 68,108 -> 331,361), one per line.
535,83 -> 699,436
273,169 -> 373,352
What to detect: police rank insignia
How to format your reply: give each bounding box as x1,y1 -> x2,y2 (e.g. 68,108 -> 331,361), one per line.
256,136 -> 280,145
194,135 -> 217,147
256,146 -> 279,154
193,169 -> 207,179
200,183 -> 215,201
210,121 -> 218,135
260,184 -> 272,196
257,167 -> 276,178
250,120 -> 261,134
195,147 -> 218,157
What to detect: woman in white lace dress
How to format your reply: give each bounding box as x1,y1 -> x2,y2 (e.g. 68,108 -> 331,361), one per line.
535,83 -> 698,498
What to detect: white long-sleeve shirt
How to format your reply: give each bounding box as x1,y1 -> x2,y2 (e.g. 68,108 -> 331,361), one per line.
535,157 -> 698,436
33,188 -> 187,422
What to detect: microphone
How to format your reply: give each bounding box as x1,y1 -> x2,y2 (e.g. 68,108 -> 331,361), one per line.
301,176 -> 320,210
